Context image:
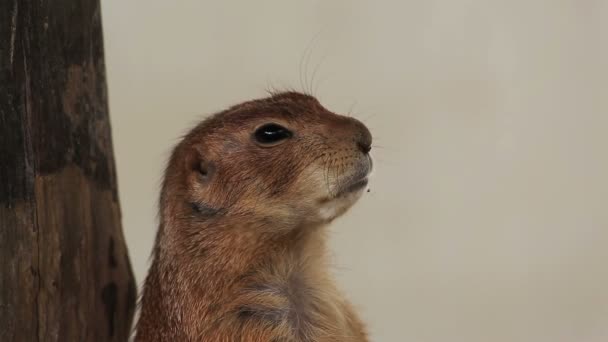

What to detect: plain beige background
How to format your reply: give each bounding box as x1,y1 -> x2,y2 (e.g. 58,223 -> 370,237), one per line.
101,1 -> 608,341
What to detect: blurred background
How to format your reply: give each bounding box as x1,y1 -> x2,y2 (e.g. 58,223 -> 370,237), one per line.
101,1 -> 608,341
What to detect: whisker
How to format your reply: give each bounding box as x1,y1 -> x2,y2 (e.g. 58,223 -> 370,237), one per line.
299,30 -> 324,95
324,151 -> 333,196
371,144 -> 398,153
372,157 -> 399,166
360,112 -> 378,123
310,51 -> 330,97
346,100 -> 358,118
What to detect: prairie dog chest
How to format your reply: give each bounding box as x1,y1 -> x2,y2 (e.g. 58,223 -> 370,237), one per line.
235,270 -> 352,340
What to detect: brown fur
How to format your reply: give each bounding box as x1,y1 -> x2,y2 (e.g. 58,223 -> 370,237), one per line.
135,92 -> 372,341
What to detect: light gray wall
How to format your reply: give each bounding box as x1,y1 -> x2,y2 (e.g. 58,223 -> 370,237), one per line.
102,1 -> 608,341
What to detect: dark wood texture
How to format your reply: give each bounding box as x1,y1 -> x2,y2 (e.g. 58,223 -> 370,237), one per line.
0,1 -> 136,341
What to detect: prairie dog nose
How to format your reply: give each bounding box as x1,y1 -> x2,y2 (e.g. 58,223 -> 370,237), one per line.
352,119 -> 372,154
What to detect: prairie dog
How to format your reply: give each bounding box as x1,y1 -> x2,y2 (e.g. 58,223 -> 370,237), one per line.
135,92 -> 372,341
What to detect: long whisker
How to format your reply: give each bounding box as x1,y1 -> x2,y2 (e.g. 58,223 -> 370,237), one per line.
360,112 -> 378,123
324,152 -> 332,196
299,29 -> 324,95
346,100 -> 358,118
310,51 -> 329,96
303,44 -> 314,95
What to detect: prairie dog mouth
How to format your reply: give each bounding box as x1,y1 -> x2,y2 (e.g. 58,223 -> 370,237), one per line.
334,156 -> 372,197
339,177 -> 369,195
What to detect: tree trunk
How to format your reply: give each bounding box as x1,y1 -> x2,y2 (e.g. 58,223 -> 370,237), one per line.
0,1 -> 136,341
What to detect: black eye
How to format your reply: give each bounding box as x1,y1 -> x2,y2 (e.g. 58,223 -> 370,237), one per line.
253,123 -> 292,146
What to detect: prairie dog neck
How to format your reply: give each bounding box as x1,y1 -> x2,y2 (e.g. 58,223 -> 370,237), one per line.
161,218 -> 329,285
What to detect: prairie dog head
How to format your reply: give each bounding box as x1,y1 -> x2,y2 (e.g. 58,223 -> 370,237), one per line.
163,92 -> 372,230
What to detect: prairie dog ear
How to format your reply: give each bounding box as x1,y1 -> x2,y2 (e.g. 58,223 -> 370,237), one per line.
184,148 -> 215,184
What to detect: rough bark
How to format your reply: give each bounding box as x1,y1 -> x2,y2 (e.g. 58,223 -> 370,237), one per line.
0,0 -> 136,341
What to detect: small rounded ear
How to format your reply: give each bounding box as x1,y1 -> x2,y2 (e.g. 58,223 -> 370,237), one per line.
197,158 -> 215,182
185,148 -> 215,183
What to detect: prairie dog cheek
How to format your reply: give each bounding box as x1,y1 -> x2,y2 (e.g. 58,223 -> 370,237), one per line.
296,167 -> 334,198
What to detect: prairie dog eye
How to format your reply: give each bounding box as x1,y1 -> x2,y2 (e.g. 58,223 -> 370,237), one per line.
253,123 -> 292,146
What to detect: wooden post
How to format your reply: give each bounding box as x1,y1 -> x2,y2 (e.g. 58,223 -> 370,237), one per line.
0,1 -> 136,341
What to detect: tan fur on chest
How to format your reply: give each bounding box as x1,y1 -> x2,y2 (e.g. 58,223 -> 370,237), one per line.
226,237 -> 364,341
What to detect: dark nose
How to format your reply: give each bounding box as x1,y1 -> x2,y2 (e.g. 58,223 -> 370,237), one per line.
357,140 -> 372,154
353,119 -> 372,154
